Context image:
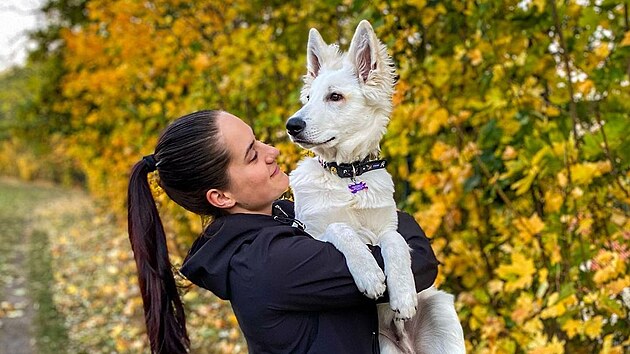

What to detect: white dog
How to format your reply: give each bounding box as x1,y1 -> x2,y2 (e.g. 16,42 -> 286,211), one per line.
286,20 -> 465,353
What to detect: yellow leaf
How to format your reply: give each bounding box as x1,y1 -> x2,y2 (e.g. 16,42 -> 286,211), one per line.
576,79 -> 594,95
562,319 -> 582,339
610,212 -> 627,226
192,53 -> 211,71
545,105 -> 561,117
468,48 -> 483,66
602,334 -> 625,354
481,315 -> 505,341
487,279 -> 503,295
544,190 -> 563,213
570,161 -> 612,185
511,292 -> 535,325
182,291 -> 199,301
527,336 -> 564,354
110,323 -> 124,337
426,108 -> 449,135
542,233 -> 562,266
502,146 -> 518,160
593,252 -> 626,284
510,146 -> 550,195
496,252 -> 536,292
407,0 -> 427,9
421,7 -> 439,26
594,43 -> 610,58
620,31 -> 630,46
557,171 -> 568,187
227,313 -> 239,326
514,214 -> 545,243
430,141 -> 458,163
583,315 -> 604,339
522,317 -> 544,335
576,216 -> 593,236
461,142 -> 480,162
604,275 -> 630,295
511,170 -> 537,195
532,0 -> 546,13
414,201 -> 446,238
469,305 -> 489,331
541,294 -> 577,319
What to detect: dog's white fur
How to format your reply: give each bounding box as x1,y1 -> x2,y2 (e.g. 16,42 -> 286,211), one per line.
287,20 -> 465,353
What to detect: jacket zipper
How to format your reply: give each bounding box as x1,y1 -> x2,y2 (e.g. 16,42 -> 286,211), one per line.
272,204 -> 306,230
372,331 -> 379,354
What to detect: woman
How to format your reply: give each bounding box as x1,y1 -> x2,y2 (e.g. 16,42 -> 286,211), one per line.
127,110 -> 439,353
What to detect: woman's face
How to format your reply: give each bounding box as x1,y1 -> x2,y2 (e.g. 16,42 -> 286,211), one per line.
218,111 -> 289,214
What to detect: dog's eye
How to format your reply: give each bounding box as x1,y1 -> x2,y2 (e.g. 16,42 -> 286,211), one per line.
328,93 -> 343,102
306,95 -> 310,101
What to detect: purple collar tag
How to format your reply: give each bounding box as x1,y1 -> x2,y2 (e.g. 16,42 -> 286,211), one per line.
348,181 -> 368,194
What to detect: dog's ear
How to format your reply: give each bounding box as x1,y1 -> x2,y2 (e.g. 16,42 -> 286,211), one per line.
307,28 -> 328,78
348,20 -> 379,84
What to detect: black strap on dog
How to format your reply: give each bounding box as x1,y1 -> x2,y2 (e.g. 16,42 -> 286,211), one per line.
320,156 -> 387,178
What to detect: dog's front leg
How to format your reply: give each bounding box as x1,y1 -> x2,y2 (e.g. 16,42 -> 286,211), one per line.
321,222 -> 386,299
379,230 -> 418,320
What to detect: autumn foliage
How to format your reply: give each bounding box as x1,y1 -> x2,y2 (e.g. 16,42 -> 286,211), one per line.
1,0 -> 629,353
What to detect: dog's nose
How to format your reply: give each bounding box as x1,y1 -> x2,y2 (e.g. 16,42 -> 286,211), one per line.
286,117 -> 306,136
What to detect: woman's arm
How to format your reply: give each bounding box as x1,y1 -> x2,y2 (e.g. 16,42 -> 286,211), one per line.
262,201 -> 439,311
259,230 -> 378,311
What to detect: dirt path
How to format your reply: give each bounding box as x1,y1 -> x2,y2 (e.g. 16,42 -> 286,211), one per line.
0,231 -> 35,354
0,178 -> 71,354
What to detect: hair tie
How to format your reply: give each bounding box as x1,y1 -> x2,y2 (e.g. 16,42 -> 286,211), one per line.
143,154 -> 157,172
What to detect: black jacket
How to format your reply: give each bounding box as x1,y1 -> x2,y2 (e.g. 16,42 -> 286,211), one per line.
180,200 -> 438,354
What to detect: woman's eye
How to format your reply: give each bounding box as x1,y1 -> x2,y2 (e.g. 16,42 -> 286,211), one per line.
329,93 -> 343,101
251,152 -> 258,161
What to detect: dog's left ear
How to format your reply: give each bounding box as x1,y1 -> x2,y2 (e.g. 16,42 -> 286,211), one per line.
348,20 -> 380,84
307,28 -> 328,79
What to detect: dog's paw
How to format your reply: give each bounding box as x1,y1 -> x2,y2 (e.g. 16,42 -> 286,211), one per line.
347,258 -> 386,300
355,268 -> 386,300
389,289 -> 418,321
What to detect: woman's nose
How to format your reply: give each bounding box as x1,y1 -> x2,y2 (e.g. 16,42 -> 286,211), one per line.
265,144 -> 279,162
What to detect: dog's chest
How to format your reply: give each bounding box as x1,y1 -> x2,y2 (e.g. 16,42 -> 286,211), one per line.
290,158 -> 395,209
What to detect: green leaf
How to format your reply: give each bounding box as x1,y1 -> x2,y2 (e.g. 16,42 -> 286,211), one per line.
478,119 -> 503,150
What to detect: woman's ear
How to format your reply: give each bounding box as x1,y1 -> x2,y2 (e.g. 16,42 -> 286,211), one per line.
206,189 -> 236,210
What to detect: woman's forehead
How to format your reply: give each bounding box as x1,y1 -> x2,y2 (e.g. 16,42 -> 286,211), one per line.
217,112 -> 254,159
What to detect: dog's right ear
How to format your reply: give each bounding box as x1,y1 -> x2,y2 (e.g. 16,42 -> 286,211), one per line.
307,28 -> 327,78
349,20 -> 380,84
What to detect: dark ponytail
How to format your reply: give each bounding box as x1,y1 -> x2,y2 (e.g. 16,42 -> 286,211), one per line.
128,160 -> 189,354
127,110 -> 231,353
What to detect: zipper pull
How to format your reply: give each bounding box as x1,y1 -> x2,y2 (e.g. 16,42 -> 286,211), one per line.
273,205 -> 306,230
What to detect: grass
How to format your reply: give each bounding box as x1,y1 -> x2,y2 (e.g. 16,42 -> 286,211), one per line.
28,228 -> 69,353
0,177 -> 246,353
0,178 -> 69,353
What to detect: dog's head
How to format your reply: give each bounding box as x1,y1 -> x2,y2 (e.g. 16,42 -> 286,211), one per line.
286,20 -> 397,163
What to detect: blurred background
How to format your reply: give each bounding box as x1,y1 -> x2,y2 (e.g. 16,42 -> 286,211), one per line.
0,0 -> 628,353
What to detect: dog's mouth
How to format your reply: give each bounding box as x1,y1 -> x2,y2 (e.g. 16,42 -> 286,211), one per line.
292,136 -> 336,146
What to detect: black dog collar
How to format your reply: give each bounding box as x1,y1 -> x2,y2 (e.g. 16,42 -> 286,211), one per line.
320,156 -> 387,178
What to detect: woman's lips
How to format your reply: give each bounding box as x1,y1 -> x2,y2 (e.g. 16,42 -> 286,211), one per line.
271,165 -> 279,177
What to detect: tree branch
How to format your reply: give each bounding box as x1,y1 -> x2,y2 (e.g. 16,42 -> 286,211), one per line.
549,0 -> 581,151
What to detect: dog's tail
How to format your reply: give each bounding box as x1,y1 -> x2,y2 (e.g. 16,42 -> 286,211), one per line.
379,286 -> 466,354
411,287 -> 466,353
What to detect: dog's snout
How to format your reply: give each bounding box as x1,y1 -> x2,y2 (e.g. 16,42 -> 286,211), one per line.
286,117 -> 306,136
